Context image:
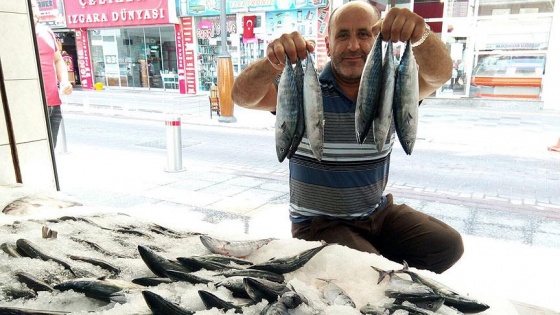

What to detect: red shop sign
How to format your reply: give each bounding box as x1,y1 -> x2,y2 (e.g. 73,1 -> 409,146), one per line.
65,0 -> 170,28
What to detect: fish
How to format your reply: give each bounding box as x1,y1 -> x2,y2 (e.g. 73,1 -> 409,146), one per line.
15,272 -> 54,292
15,239 -> 76,277
142,290 -> 195,315
54,215 -> 112,230
164,269 -> 213,285
176,256 -> 243,271
131,277 -> 174,287
278,288 -> 307,309
373,40 -> 396,152
53,277 -> 143,303
197,290 -> 245,313
2,195 -> 82,214
1,242 -> 24,258
275,54 -> 301,162
0,306 -> 70,314
68,255 -> 121,275
2,286 -> 37,300
243,277 -> 290,303
216,268 -> 285,283
199,235 -> 274,258
303,52 -> 324,160
191,254 -> 254,266
261,300 -> 290,315
70,237 -> 133,259
360,303 -> 389,315
214,276 -> 251,299
286,57 -> 306,159
385,290 -> 445,312
393,40 -> 419,155
384,301 -> 433,315
397,261 -> 490,313
355,34 -> 384,144
137,245 -> 194,277
320,279 -> 356,307
249,243 -> 329,274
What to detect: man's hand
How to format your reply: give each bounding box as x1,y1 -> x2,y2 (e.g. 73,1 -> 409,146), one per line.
266,31 -> 316,70
373,8 -> 427,44
60,81 -> 73,96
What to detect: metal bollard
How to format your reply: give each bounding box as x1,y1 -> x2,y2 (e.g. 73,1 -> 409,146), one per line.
165,116 -> 185,172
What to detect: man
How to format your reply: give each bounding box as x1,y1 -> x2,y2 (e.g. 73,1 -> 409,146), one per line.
32,0 -> 73,148
231,2 -> 463,273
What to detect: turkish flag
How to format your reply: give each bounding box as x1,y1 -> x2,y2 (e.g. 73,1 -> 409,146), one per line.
243,15 -> 256,40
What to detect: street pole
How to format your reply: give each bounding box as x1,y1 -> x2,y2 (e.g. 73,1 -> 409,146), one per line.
217,0 -> 236,123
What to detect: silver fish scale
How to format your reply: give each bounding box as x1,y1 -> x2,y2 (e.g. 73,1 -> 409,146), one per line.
303,52 -> 325,161
355,35 -> 384,144
276,54 -> 301,162
392,40 -> 419,155
373,41 -> 396,152
287,58 -> 306,159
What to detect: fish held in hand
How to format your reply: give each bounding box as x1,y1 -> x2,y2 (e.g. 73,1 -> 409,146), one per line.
303,52 -> 324,161
374,40 -> 396,152
355,34 -> 383,144
393,40 -> 419,155
275,54 -> 301,162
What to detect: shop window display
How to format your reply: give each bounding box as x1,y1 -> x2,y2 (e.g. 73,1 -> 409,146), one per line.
89,26 -> 177,89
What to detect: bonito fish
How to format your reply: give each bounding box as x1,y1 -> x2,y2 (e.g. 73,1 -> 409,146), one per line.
142,290 -> 195,315
303,52 -> 324,160
355,34 -> 383,144
16,239 -> 76,277
249,243 -> 329,274
392,40 -> 419,155
321,279 -> 356,307
373,40 -> 396,152
275,54 -> 301,162
286,57 -> 306,159
199,235 -> 274,258
397,261 -> 490,313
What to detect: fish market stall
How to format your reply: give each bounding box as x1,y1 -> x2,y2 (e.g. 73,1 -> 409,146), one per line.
0,185 -> 554,314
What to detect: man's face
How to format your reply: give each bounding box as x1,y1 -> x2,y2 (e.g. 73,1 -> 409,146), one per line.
326,4 -> 378,84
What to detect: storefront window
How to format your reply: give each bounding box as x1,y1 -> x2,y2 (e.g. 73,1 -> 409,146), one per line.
478,0 -> 555,16
89,26 -> 177,89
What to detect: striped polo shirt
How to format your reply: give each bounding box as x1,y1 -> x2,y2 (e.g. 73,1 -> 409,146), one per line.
289,61 -> 394,222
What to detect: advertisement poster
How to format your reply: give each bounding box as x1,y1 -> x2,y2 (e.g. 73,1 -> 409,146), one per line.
266,9 -> 316,39
75,29 -> 93,89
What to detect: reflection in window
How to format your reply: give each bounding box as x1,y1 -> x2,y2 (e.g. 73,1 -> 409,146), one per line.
478,0 -> 554,16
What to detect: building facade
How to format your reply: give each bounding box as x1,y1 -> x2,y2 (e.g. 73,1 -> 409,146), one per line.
38,0 -> 558,104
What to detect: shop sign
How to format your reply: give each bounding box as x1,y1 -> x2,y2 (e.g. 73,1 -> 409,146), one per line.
196,15 -> 237,39
36,0 -> 66,28
75,29 -> 94,89
184,0 -> 328,16
484,42 -> 547,50
181,17 -> 197,94
65,0 -> 170,28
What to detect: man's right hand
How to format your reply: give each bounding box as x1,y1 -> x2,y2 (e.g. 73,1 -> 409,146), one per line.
266,31 -> 316,70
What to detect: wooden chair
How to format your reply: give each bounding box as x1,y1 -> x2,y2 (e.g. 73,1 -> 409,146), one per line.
208,84 -> 220,119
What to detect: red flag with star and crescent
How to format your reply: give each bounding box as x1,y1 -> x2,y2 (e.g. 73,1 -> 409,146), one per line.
243,15 -> 256,40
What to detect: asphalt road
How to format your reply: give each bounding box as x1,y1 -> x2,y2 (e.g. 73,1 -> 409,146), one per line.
60,110 -> 560,217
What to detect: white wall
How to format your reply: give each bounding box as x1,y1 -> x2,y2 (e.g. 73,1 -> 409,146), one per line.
0,0 -> 57,189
